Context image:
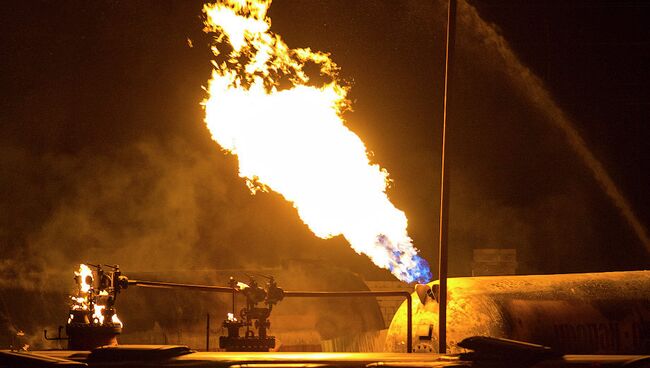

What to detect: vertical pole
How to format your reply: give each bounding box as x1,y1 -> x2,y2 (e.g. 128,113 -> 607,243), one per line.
206,313 -> 210,351
406,293 -> 412,353
438,0 -> 457,355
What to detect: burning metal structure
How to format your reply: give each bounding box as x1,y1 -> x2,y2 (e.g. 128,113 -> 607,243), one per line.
43,264 -> 127,350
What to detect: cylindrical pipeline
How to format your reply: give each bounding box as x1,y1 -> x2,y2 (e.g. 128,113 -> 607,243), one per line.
386,271 -> 650,354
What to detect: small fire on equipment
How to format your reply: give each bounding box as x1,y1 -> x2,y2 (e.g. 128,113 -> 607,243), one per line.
66,264 -> 124,350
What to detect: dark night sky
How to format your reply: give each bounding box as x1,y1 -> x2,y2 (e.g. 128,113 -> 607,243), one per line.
473,0 -> 650,225
0,0 -> 648,285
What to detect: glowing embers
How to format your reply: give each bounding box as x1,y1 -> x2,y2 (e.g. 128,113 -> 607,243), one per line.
202,0 -> 431,283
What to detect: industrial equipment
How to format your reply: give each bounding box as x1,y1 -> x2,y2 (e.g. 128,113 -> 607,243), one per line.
387,271 -> 650,354
44,264 -> 127,350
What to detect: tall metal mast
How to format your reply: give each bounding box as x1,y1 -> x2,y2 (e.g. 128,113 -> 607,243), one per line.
438,0 -> 457,355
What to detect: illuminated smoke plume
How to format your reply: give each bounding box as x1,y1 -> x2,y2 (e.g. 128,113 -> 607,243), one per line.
202,0 -> 431,283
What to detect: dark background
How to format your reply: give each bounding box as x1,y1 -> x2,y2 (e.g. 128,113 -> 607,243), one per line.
1,0 -> 648,286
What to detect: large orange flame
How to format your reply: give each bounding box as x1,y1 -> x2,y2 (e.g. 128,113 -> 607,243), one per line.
202,0 -> 431,283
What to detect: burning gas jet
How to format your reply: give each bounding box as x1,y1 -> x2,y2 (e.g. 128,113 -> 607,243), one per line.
202,0 -> 431,283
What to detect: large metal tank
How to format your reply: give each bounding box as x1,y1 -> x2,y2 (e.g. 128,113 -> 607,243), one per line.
386,271 -> 650,354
